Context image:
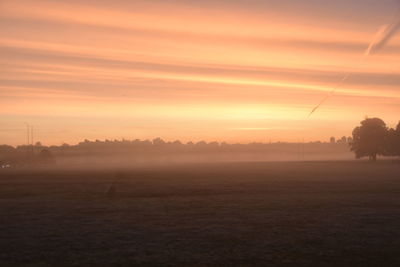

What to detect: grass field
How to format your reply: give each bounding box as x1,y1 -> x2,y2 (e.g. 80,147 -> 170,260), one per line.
1,161 -> 400,266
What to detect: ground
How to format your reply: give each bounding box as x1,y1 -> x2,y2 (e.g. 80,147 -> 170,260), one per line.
1,161 -> 400,266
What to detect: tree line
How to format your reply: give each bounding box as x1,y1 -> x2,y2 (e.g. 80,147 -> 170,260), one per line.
1,138 -> 350,166
1,118 -> 399,166
350,118 -> 400,161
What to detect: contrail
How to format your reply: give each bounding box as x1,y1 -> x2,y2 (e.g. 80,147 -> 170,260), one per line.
309,3 -> 400,117
308,74 -> 350,117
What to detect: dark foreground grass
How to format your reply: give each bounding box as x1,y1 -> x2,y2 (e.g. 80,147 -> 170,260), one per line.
1,161 -> 400,266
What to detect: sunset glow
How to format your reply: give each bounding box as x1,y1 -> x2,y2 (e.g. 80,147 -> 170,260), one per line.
1,0 -> 400,145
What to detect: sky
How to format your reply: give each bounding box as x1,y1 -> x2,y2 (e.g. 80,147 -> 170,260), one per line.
1,0 -> 400,146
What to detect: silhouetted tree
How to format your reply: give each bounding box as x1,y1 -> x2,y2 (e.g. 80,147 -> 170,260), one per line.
385,128 -> 397,156
153,138 -> 165,146
196,141 -> 207,146
172,140 -> 182,146
350,118 -> 387,161
390,122 -> 400,157
338,136 -> 347,144
380,121 -> 400,157
38,149 -> 56,164
186,141 -> 194,146
0,145 -> 15,154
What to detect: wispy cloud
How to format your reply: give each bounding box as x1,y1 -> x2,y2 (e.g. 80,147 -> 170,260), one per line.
0,0 -> 399,145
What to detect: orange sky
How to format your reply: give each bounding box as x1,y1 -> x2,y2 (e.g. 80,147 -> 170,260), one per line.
1,0 -> 400,146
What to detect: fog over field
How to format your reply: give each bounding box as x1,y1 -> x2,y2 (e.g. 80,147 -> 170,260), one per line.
51,143 -> 355,169
1,139 -> 355,170
1,161 -> 400,266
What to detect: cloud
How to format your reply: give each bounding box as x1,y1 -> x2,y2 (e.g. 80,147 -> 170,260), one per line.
368,20 -> 400,55
2,44 -> 399,95
1,0 -> 400,145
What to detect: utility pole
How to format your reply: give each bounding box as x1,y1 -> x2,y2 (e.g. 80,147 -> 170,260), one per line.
31,125 -> 34,155
25,123 -> 30,146
24,123 -> 35,161
25,123 -> 30,160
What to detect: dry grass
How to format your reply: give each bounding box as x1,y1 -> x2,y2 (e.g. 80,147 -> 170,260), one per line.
1,161 -> 400,266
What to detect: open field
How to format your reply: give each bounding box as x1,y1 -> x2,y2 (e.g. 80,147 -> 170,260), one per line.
1,161 -> 400,266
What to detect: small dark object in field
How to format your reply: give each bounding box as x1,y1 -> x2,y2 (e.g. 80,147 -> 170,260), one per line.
106,172 -> 124,199
106,182 -> 117,199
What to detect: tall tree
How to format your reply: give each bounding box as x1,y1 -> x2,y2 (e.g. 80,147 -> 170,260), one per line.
385,129 -> 395,156
385,122 -> 400,157
350,118 -> 388,161
395,122 -> 400,156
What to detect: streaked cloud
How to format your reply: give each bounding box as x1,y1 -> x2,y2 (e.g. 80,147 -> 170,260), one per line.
0,0 -> 399,145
